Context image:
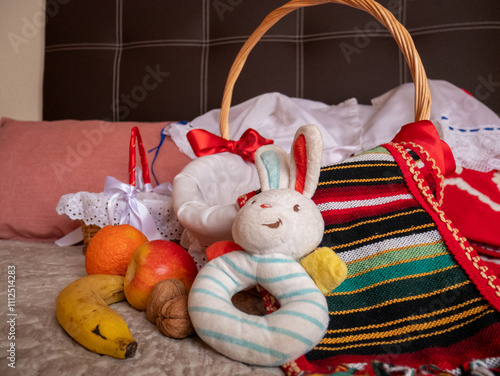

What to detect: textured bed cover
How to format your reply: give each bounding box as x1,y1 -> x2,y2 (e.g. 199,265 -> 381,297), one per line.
0,240 -> 284,376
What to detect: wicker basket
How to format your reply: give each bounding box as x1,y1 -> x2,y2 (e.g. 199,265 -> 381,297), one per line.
218,0 -> 431,140
81,221 -> 101,252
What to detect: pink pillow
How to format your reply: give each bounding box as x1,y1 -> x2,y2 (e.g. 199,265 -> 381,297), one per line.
0,118 -> 191,242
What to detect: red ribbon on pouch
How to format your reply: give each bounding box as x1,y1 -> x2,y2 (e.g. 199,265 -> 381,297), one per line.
187,128 -> 274,163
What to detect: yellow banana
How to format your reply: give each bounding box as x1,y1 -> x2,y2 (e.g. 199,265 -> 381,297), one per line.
56,274 -> 137,359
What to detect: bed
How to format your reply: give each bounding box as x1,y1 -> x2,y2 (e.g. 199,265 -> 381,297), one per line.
1,1 -> 500,375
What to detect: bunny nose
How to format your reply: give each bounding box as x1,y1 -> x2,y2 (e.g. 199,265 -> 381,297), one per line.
260,203 -> 272,209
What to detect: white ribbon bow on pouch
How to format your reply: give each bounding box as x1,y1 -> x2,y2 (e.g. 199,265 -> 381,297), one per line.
104,176 -> 167,241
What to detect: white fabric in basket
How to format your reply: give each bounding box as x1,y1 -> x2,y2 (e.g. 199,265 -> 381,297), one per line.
169,80 -> 500,267
169,80 -> 500,171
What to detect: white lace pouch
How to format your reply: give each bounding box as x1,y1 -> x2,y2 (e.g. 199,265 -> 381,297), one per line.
55,126 -> 184,247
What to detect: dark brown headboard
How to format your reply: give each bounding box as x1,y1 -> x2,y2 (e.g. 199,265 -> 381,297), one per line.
43,0 -> 500,122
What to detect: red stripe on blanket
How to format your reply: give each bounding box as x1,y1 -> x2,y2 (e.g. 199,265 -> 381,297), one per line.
313,183 -> 409,204
298,322 -> 500,374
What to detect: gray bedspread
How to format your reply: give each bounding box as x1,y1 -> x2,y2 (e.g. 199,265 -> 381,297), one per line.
0,240 -> 284,376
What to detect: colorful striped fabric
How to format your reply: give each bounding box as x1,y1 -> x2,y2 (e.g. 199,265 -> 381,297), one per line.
288,144 -> 500,373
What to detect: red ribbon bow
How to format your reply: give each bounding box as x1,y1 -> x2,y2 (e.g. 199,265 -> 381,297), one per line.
186,128 -> 274,163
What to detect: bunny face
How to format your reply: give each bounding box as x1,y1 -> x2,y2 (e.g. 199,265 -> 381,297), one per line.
232,187 -> 324,258
231,124 -> 325,260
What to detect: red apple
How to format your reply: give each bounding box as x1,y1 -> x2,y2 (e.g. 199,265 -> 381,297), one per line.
124,240 -> 198,311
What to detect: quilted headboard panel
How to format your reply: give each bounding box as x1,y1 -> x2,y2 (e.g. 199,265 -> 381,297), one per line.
43,0 -> 500,122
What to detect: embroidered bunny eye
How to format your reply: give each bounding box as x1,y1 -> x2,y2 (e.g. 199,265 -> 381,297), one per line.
293,204 -> 301,212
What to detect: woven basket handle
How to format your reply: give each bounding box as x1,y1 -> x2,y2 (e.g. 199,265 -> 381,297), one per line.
219,0 -> 431,140
129,126 -> 151,187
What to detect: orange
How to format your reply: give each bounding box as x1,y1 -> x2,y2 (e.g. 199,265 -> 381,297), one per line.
85,224 -> 148,276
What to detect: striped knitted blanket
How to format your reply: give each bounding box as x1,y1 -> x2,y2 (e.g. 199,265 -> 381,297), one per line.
277,143 -> 500,374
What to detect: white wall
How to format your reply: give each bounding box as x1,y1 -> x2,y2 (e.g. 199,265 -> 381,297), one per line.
0,0 -> 45,121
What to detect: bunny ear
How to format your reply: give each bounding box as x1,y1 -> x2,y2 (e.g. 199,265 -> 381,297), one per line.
255,145 -> 289,191
289,124 -> 323,198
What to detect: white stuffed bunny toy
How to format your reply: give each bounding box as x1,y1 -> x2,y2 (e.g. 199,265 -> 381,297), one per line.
188,124 -> 347,367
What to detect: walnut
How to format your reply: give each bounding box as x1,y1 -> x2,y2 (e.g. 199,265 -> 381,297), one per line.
146,279 -> 194,338
156,294 -> 194,338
